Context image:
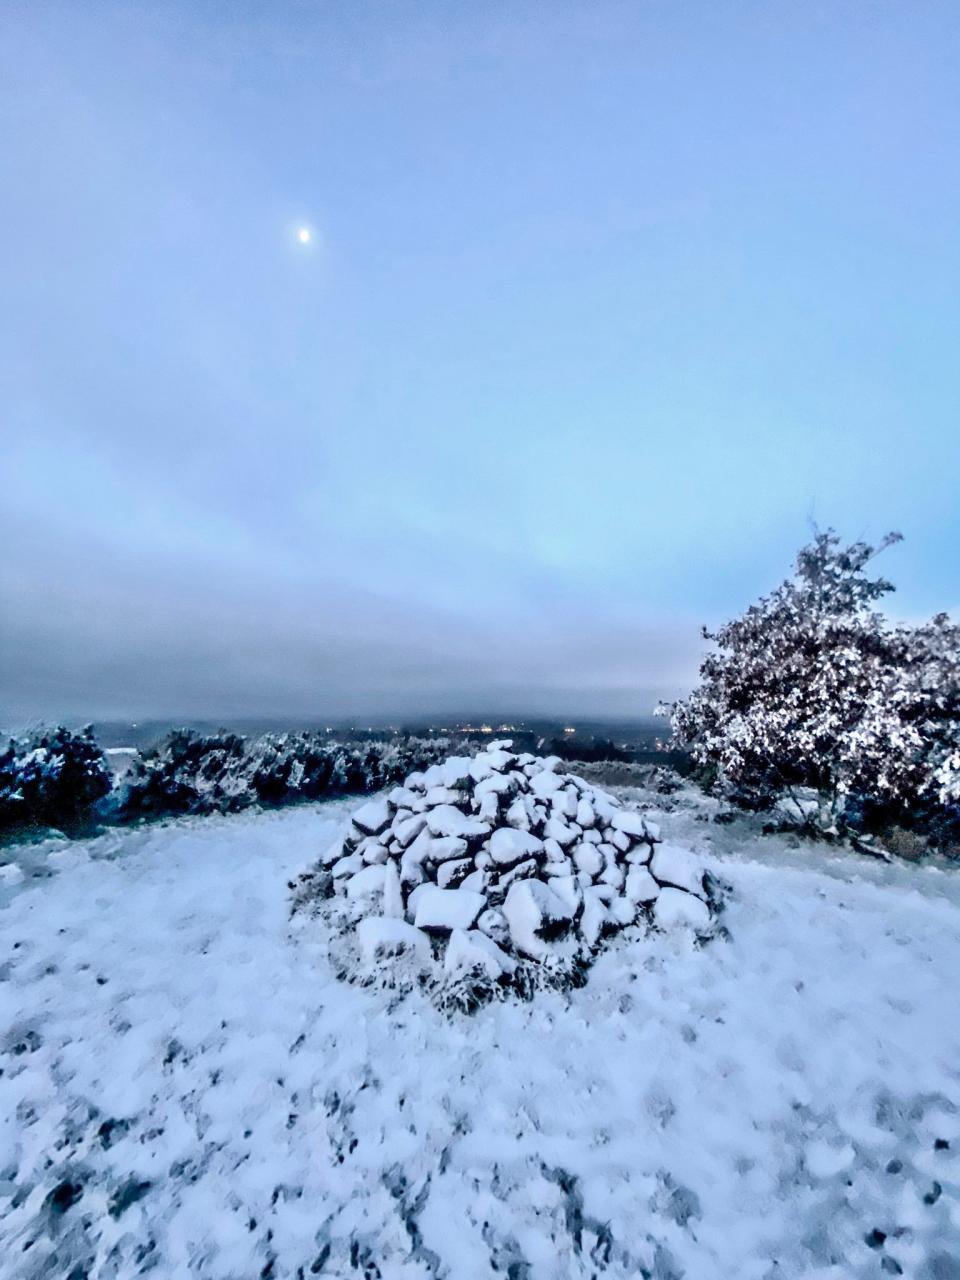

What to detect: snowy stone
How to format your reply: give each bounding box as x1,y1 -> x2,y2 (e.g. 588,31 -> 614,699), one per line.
643,819 -> 661,842
610,809 -> 648,839
551,787 -> 578,819
352,797 -> 392,836
543,837 -> 566,863
359,839 -> 389,865
607,895 -> 636,926
544,856 -> 573,878
468,757 -> 494,783
459,869 -> 487,893
625,867 -> 659,903
358,917 -> 430,965
440,756 -> 474,789
544,816 -> 578,847
414,887 -> 485,932
388,786 -> 419,809
486,749 -> 516,772
426,785 -> 459,805
0,863 -> 25,887
573,843 -> 603,877
382,861 -> 404,919
625,844 -> 652,865
320,832 -> 350,866
530,769 -> 564,799
437,857 -> 473,889
444,928 -> 516,979
427,835 -> 470,863
650,845 -> 705,897
503,880 -> 575,958
477,907 -> 509,945
579,892 -> 608,946
609,830 -> 632,854
505,796 -> 531,830
475,772 -> 517,799
499,858 -> 538,889
600,862 -> 625,891
488,827 -> 544,866
653,888 -> 710,932
393,813 -> 428,848
576,798 -> 596,828
346,864 -> 387,899
549,874 -> 583,916
426,805 -> 489,840
477,791 -> 500,823
332,853 -> 364,878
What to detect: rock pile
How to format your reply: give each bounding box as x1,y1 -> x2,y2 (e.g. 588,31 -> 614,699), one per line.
316,740 -> 714,986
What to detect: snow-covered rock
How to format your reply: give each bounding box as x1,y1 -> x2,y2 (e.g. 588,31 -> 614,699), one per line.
351,797 -> 393,836
346,864 -> 387,898
444,928 -> 516,979
426,805 -> 489,840
503,879 -> 575,959
357,917 -> 431,964
488,827 -> 543,866
653,887 -> 711,932
414,886 -> 485,932
320,741 -> 714,988
650,844 -> 706,897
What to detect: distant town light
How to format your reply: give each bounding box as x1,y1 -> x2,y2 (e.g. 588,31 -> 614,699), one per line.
563,726 -> 576,735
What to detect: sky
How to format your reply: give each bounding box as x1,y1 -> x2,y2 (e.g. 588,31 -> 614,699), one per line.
2,1 -> 959,726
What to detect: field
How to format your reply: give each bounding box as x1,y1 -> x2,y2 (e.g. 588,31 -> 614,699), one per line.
2,780 -> 959,1279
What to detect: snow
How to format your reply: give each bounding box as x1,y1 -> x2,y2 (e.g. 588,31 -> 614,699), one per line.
610,809 -> 649,838
488,826 -> 544,865
502,879 -> 575,959
3,782 -> 960,1278
444,928 -> 516,979
625,866 -> 660,903
650,843 -> 707,897
652,886 -> 711,931
349,797 -> 392,836
345,863 -> 387,898
358,916 -> 431,964
424,805 -> 489,839
413,886 -> 485,932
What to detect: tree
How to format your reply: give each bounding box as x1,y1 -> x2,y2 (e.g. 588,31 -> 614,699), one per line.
664,531 -> 960,844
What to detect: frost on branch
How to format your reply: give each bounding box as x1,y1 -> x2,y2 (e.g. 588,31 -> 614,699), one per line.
293,741 -> 716,1008
663,530 -> 960,849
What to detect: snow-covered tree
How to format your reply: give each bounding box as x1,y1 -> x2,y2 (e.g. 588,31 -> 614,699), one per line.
665,531 -> 960,845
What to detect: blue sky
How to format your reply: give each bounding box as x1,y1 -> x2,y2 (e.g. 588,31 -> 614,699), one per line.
2,1 -> 958,723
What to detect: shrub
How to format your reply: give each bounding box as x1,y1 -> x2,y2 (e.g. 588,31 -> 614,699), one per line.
0,726 -> 112,833
663,531 -> 960,848
115,730 -> 251,820
116,729 -> 450,821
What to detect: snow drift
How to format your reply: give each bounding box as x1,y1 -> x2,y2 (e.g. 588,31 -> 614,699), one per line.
300,740 -> 716,999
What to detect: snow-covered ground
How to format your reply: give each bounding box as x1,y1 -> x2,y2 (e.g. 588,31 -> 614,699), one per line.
2,786 -> 959,1279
